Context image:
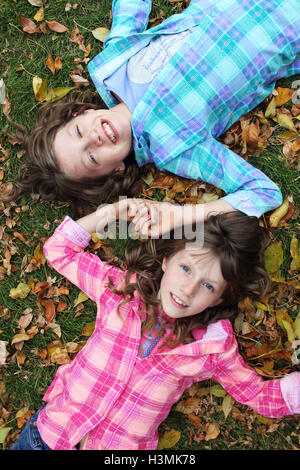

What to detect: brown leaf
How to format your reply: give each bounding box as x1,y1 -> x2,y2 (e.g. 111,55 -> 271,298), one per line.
40,300 -> 56,323
46,54 -> 56,74
46,20 -> 68,33
275,88 -> 294,107
19,17 -> 39,34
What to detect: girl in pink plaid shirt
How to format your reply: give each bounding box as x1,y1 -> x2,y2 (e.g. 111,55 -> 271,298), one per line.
12,200 -> 299,450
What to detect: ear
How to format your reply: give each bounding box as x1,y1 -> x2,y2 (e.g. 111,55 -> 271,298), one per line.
114,162 -> 125,173
162,257 -> 167,272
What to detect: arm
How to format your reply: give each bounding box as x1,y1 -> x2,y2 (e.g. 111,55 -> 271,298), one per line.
160,137 -> 283,218
212,335 -> 299,418
43,200 -> 142,303
105,0 -> 152,44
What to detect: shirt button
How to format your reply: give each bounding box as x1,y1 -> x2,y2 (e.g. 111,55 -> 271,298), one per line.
211,10 -> 217,17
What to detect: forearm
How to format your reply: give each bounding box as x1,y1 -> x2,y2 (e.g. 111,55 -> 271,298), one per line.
183,199 -> 237,225
76,204 -> 117,234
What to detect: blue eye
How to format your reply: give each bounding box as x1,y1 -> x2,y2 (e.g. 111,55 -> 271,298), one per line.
203,282 -> 214,291
181,265 -> 190,273
89,154 -> 96,163
76,125 -> 82,137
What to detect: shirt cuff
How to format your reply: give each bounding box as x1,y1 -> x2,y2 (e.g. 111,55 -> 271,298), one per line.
56,216 -> 92,247
280,372 -> 300,414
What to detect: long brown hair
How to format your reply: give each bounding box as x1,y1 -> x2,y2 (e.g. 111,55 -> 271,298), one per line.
108,211 -> 271,349
4,91 -> 143,214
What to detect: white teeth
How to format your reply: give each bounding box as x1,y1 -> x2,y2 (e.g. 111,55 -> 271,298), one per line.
103,122 -> 116,143
172,293 -> 187,307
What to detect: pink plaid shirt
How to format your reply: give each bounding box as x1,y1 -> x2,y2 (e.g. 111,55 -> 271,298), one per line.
37,217 -> 299,450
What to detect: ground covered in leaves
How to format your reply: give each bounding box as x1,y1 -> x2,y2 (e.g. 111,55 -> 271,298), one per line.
0,0 -> 300,450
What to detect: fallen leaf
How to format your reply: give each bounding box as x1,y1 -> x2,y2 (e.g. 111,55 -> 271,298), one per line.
74,291 -> 89,307
265,97 -> 276,118
52,86 -> 75,100
69,73 -> 89,87
275,88 -> 294,107
0,427 -> 12,444
275,112 -> 295,131
39,300 -> 56,323
0,341 -> 8,365
210,384 -> 227,397
46,20 -> 68,33
19,17 -> 39,34
9,282 -> 31,299
27,0 -> 42,5
264,241 -> 284,276
175,397 -> 201,414
0,79 -> 6,105
157,429 -> 181,449
33,6 -> 44,21
269,199 -> 289,227
290,235 -> 300,272
294,312 -> 300,340
205,423 -> 220,440
81,321 -> 95,337
11,332 -> 31,345
92,27 -> 110,42
222,394 -> 234,419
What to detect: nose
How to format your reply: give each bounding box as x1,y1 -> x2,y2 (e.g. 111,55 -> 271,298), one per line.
180,280 -> 198,298
89,127 -> 103,146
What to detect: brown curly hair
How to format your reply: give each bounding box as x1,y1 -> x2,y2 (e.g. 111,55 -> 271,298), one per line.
5,91 -> 143,214
108,211 -> 271,350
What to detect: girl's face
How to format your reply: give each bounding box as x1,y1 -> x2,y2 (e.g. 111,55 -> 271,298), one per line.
158,247 -> 227,319
53,105 -> 133,180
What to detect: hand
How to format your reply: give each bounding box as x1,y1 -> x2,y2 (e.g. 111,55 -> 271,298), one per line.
130,200 -> 185,238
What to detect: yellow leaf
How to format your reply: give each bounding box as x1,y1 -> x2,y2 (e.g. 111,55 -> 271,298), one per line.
9,282 -> 31,299
32,75 -> 43,97
35,78 -> 48,102
205,423 -> 220,441
276,309 -> 295,333
256,414 -> 273,425
294,312 -> 300,340
264,241 -> 283,274
210,384 -> 227,397
275,113 -> 295,131
290,235 -> 300,272
175,397 -> 201,414
52,86 -> 75,100
265,97 -> 276,118
157,429 -> 181,450
275,88 -> 294,107
0,427 -> 12,444
269,199 -> 289,227
74,291 -> 89,307
81,321 -> 95,337
282,320 -> 296,343
33,6 -> 44,21
92,27 -> 110,42
222,394 -> 234,419
11,332 -> 30,345
253,301 -> 269,311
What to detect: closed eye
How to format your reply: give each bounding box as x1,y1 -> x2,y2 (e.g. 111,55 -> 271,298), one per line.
76,125 -> 82,138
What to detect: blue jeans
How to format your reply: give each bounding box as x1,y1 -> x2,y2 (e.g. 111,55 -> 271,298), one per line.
11,408 -> 50,450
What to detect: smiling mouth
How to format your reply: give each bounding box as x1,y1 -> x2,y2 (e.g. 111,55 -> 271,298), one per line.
102,121 -> 118,144
170,293 -> 188,309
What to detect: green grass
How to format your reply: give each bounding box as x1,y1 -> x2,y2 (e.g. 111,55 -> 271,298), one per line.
0,0 -> 300,451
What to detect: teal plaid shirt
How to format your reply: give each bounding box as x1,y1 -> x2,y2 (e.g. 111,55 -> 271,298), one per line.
88,0 -> 300,217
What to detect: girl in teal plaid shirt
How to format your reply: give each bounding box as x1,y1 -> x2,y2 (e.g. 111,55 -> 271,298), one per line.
8,0 -> 300,219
